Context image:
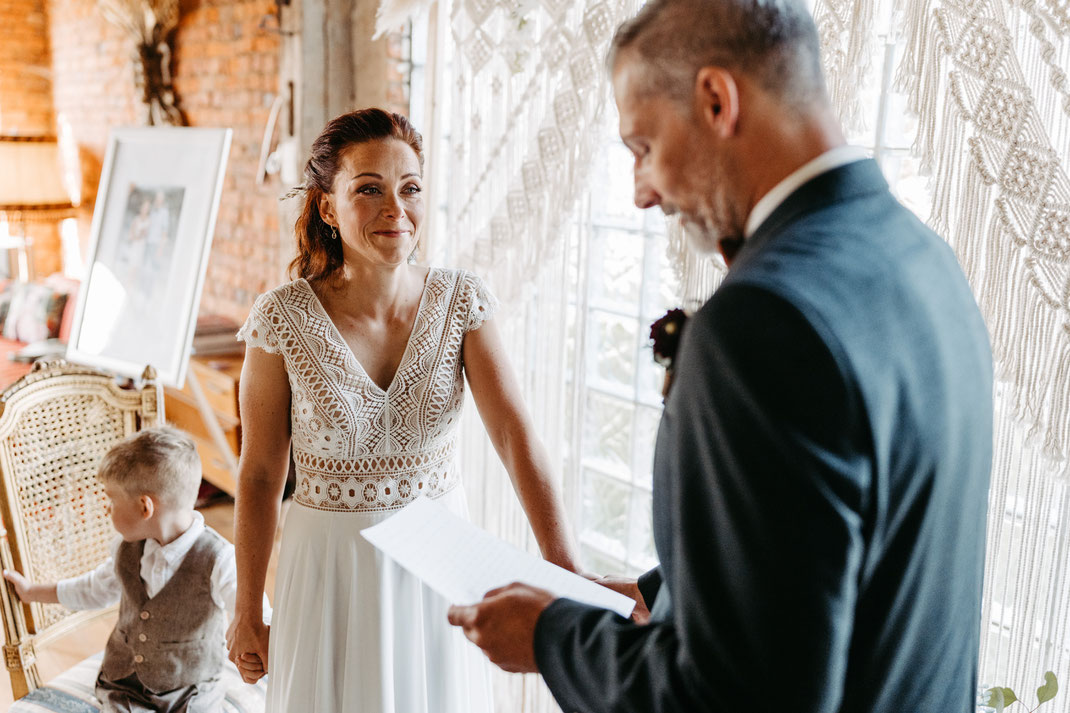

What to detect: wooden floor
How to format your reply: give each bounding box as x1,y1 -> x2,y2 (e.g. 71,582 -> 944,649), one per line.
0,497 -> 286,707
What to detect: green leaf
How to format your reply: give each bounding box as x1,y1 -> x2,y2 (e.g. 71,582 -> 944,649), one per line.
1037,672 -> 1058,705
983,687 -> 1005,713
1000,688 -> 1017,707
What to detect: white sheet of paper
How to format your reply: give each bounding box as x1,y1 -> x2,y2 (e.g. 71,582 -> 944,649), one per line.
360,496 -> 635,618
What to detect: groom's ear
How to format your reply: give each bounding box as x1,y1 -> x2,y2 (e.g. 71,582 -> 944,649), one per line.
694,66 -> 740,140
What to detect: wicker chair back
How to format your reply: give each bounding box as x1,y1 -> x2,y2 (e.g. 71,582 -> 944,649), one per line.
0,360 -> 163,699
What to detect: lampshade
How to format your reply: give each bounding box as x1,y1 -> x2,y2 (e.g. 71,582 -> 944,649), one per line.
0,136 -> 76,218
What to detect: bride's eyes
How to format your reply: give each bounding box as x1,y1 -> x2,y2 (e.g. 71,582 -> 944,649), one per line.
355,184 -> 422,196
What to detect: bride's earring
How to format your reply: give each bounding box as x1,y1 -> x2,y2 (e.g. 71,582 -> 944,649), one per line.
331,226 -> 339,241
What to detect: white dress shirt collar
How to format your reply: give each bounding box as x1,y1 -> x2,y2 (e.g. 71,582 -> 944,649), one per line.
143,510 -> 205,567
743,145 -> 870,239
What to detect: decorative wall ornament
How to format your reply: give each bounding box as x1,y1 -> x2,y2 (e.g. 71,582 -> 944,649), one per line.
815,0 -> 1070,703
98,0 -> 185,126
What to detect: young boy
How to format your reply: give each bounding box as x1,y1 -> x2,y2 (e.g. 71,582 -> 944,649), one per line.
3,425 -> 268,712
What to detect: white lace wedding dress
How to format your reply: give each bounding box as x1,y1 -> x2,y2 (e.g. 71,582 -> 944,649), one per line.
238,267 -> 496,713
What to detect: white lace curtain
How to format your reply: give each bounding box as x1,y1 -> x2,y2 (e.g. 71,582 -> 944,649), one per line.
815,0 -> 1070,704
440,0 -> 1070,703
378,0 -> 642,709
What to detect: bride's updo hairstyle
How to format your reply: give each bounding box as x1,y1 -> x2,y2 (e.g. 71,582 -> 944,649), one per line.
289,108 -> 425,284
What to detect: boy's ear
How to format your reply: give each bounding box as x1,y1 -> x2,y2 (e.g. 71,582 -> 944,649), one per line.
139,494 -> 155,520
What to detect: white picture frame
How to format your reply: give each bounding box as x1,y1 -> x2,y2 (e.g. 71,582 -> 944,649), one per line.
66,127 -> 232,388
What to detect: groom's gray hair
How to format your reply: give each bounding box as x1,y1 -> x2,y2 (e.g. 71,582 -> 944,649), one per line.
608,0 -> 828,110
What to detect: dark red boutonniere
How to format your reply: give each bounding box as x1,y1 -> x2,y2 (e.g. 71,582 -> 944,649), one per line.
649,308 -> 689,398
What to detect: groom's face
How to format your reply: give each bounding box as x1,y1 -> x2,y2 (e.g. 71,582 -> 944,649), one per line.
611,51 -> 738,255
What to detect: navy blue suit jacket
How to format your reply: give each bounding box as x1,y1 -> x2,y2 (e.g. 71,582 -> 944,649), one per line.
534,160 -> 993,712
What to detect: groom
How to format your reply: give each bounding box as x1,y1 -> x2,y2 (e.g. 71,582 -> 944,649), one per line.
448,0 -> 994,711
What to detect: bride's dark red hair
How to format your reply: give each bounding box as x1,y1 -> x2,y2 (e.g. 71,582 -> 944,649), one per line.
289,108 -> 424,284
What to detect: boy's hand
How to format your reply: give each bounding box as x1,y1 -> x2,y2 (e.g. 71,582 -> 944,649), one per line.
2,569 -> 57,604
3,569 -> 30,600
236,652 -> 266,682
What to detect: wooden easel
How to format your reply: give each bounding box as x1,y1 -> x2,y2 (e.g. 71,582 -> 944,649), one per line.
185,366 -> 240,478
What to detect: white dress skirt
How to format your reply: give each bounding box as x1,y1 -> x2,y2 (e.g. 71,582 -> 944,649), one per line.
266,487 -> 493,713
239,268 -> 500,713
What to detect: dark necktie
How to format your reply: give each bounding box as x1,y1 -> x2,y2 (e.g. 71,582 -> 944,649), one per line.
718,236 -> 744,266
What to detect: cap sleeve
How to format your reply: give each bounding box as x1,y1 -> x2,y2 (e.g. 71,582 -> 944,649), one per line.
464,271 -> 499,333
236,292 -> 282,354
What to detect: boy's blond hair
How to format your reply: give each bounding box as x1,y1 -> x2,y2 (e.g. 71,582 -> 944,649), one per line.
97,426 -> 202,510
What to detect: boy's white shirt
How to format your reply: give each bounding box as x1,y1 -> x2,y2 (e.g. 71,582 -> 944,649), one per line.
56,511 -> 271,624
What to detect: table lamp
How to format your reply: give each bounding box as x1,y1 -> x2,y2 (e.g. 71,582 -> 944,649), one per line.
0,136 -> 77,281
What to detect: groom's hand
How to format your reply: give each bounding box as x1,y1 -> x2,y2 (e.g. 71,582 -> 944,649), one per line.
447,582 -> 555,673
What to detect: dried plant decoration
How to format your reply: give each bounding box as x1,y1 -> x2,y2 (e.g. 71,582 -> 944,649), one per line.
98,0 -> 185,126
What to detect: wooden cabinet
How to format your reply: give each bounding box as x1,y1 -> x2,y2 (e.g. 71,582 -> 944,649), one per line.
163,353 -> 243,496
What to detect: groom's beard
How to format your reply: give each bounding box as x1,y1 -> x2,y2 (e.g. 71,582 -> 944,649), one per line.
666,157 -> 744,260
666,204 -> 743,262
681,218 -> 721,256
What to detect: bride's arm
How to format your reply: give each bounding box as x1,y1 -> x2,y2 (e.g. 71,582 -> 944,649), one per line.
462,318 -> 581,573
227,346 -> 292,682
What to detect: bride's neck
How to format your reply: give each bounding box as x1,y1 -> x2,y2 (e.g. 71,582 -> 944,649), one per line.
331,263 -> 422,319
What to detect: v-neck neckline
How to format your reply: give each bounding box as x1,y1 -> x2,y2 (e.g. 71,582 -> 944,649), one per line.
301,268 -> 434,395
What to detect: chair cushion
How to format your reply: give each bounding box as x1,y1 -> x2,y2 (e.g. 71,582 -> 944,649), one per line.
9,652 -> 266,712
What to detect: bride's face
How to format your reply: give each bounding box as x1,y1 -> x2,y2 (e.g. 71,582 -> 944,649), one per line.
320,138 -> 424,268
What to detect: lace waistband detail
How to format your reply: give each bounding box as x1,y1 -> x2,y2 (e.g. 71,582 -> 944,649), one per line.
292,441 -> 457,512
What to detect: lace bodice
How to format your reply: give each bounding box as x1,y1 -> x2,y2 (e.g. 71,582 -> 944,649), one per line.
238,268 -> 498,512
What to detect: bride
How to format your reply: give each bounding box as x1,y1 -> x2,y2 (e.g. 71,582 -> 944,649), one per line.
225,107 -> 581,713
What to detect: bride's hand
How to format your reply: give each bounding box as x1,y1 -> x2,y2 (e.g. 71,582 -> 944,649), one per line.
226,611 -> 271,684
588,575 -> 651,625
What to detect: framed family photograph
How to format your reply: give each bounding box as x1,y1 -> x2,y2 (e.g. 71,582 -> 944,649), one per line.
66,127 -> 231,388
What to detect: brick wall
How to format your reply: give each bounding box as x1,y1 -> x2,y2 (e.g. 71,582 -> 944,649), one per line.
46,0 -> 283,323
8,0 -> 409,323
0,0 -> 63,277
47,0 -> 138,280
0,0 -> 53,135
171,0 -> 284,321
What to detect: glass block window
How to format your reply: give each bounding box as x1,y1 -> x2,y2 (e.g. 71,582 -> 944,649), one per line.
568,137 -> 676,577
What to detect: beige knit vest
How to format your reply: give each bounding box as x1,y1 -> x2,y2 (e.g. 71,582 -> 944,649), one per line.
100,528 -> 227,692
